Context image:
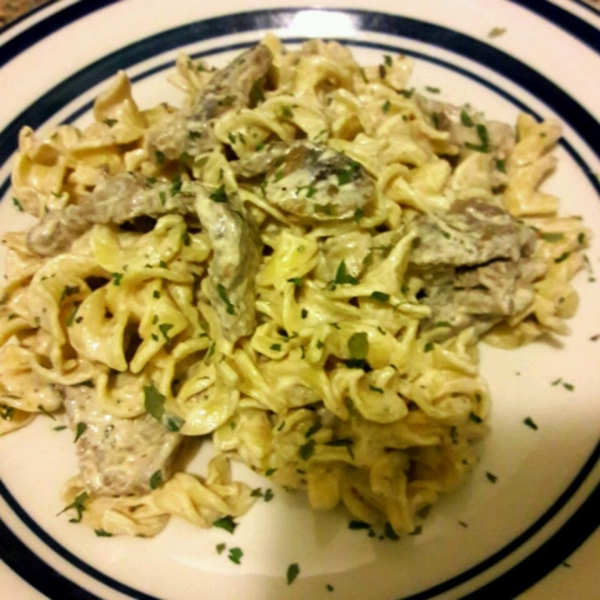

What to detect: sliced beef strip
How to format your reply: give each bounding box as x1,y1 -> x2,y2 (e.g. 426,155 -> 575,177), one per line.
63,385 -> 181,497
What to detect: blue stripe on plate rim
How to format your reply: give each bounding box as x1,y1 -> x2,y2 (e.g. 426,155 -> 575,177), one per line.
1,0 -> 598,69
0,8 -> 598,600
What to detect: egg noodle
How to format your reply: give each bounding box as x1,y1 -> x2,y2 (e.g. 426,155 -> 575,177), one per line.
0,36 -> 588,537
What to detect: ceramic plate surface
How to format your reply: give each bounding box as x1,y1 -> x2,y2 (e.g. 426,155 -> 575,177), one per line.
0,1 -> 599,599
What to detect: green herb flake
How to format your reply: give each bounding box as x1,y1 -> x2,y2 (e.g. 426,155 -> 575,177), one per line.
299,438 -> 316,461
228,547 -> 243,565
264,489 -> 274,502
159,323 -> 174,342
385,522 -> 400,541
301,308 -> 308,319
369,385 -> 384,394
554,252 -> 570,263
523,417 -> 538,430
488,27 -> 507,38
149,470 -> 163,490
431,112 -> 440,130
155,150 -> 165,165
53,425 -> 67,431
305,422 -> 322,438
424,342 -> 434,353
94,528 -> 113,537
578,232 -> 586,245
111,272 -> 124,286
103,118 -> 117,127
12,197 -> 24,212
486,472 -> 498,484
354,207 -> 364,223
251,488 -> 263,498
334,260 -> 359,285
541,232 -> 564,243
382,100 -> 391,114
563,382 -> 575,391
465,123 -> 490,153
337,161 -> 360,186
144,384 -> 166,421
270,343 -> 282,352
280,105 -> 294,119
426,86 -> 441,93
409,525 -> 423,536
265,468 -> 277,477
326,584 -> 334,592
495,158 -> 506,173
166,415 -> 184,432
469,412 -> 483,424
216,543 -> 226,554
460,110 -> 474,127
370,291 -> 390,303
287,277 -> 303,287
324,438 -> 354,459
383,54 -> 392,67
551,378 -> 562,386
434,321 -> 452,328
286,563 -> 300,585
348,520 -> 370,530
213,515 -> 238,534
216,284 -> 235,315
348,332 -> 368,360
209,185 -> 228,204
73,422 -> 87,443
58,491 -> 89,523
399,88 -> 415,98
159,190 -> 167,206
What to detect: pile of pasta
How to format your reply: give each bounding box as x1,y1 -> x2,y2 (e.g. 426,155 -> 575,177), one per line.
0,35 -> 588,537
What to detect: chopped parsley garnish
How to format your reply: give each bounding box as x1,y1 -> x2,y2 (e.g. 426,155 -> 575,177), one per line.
60,285 -> 80,302
287,277 -> 303,287
301,308 -> 308,319
460,110 -> 474,127
554,252 -> 570,263
354,207 -> 364,223
0,406 -> 14,421
385,522 -> 400,541
431,113 -> 440,130
265,468 -> 277,476
378,64 -> 386,79
209,185 -> 228,204
94,529 -> 113,537
551,378 -> 562,386
166,415 -> 184,432
299,438 -> 316,461
74,422 -> 87,443
65,305 -> 80,327
541,232 -> 564,243
111,272 -> 124,286
337,161 -> 360,186
159,323 -> 174,342
37,404 -> 56,420
270,343 -> 282,351
12,197 -> 24,212
251,488 -> 263,498
255,141 -> 265,151
286,563 -> 300,585
305,422 -> 322,438
264,489 -> 274,502
170,174 -> 182,196
465,123 -> 490,153
153,290 -> 161,299
216,543 -> 226,554
213,515 -> 238,534
495,158 -> 506,173
149,470 -> 163,489
348,520 -> 370,530
523,417 -> 538,430
216,284 -> 235,315
486,472 -> 498,484
424,342 -> 434,353
348,332 -> 368,361
368,385 -> 384,394
314,202 -> 336,216
103,118 -> 117,127
459,521 -> 468,528
488,27 -> 507,38
159,191 -> 167,206
409,525 -> 423,536
334,260 -> 359,285
53,425 -> 67,431
58,491 -> 88,523
434,321 -> 452,328
578,232 -> 586,245
426,86 -> 441,93
155,150 -> 165,165
228,547 -> 243,565
469,412 -> 483,424
280,105 -> 294,118
383,54 -> 393,67
326,584 -> 334,592
370,291 -> 389,303
563,382 -> 575,391
228,132 -> 236,145
144,384 -> 165,421
382,100 -> 391,114
399,88 -> 414,98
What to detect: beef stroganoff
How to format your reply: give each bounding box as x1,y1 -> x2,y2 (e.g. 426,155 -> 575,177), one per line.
0,36 -> 589,537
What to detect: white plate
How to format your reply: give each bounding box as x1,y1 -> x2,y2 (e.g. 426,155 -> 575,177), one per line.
1,1 -> 599,599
